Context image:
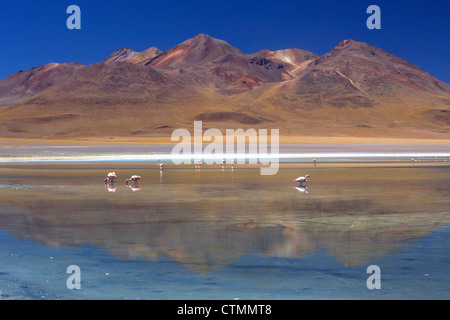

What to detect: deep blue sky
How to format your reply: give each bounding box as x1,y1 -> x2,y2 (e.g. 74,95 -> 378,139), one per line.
1,0 -> 449,83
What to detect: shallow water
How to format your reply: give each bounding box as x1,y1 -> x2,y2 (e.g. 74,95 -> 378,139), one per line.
0,162 -> 449,299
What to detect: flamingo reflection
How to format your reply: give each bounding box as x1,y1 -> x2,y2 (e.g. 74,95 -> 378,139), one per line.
126,185 -> 142,192
294,186 -> 309,194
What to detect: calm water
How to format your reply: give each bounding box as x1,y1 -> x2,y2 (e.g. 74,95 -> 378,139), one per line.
0,162 -> 449,300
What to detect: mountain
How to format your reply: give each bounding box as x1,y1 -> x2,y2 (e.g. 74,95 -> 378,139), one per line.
0,61 -> 230,138
0,34 -> 449,139
253,39 -> 450,135
145,33 -> 296,92
287,39 -> 449,104
148,33 -> 244,68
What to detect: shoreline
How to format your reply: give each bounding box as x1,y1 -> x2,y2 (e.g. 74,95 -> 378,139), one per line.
1,135 -> 450,146
1,136 -> 449,163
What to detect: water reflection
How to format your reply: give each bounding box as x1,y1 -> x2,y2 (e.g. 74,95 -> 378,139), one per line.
294,186 -> 309,194
0,163 -> 449,272
126,185 -> 142,192
106,185 -> 117,193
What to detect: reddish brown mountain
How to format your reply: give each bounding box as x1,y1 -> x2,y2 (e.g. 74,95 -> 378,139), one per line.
255,39 -> 450,136
148,33 -> 244,68
286,39 -> 449,104
0,61 -> 223,138
0,34 -> 449,139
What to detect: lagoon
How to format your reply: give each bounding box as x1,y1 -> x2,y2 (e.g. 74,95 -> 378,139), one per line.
0,161 -> 449,299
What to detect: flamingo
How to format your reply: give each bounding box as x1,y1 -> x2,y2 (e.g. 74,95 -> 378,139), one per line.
293,174 -> 309,186
104,172 -> 117,185
157,159 -> 164,170
126,175 -> 142,185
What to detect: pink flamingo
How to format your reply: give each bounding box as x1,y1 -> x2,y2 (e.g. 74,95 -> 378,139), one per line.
104,172 -> 117,184
126,175 -> 142,185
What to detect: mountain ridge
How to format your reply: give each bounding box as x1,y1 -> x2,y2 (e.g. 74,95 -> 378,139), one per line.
0,34 -> 449,140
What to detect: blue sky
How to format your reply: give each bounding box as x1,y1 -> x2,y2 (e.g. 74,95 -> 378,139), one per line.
1,0 -> 449,83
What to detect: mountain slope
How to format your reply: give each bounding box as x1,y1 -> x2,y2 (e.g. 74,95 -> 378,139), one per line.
0,62 -> 84,108
0,61 -> 238,138
127,47 -> 163,64
101,47 -> 163,65
101,48 -> 140,64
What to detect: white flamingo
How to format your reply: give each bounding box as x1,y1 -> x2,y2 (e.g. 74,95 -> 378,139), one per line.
293,174 -> 309,186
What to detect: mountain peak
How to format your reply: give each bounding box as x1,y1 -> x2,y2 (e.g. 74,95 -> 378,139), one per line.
101,47 -> 139,64
127,47 -> 163,64
314,39 -> 375,65
147,33 -> 243,68
188,33 -> 239,49
193,33 -> 211,39
335,39 -> 356,49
